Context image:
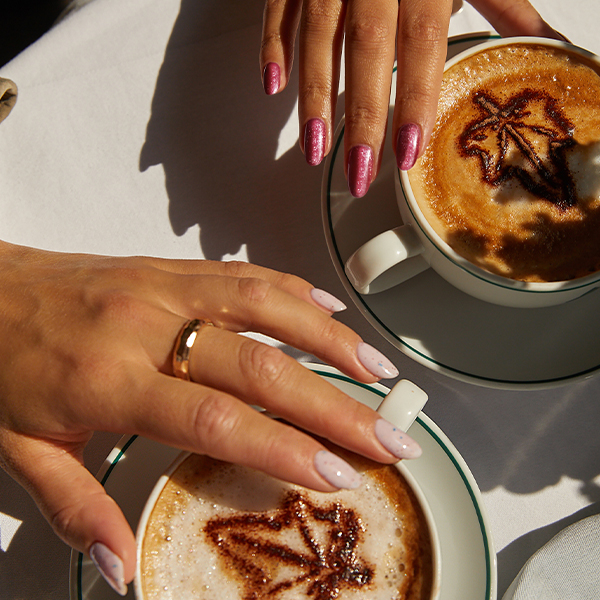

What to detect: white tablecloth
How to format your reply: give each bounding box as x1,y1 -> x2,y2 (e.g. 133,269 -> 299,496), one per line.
0,0 -> 599,597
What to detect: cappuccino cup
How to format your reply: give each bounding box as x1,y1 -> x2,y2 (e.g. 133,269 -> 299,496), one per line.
345,38 -> 600,308
134,380 -> 441,600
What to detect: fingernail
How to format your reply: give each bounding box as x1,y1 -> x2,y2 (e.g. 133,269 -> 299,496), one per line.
314,450 -> 362,489
396,123 -> 421,171
348,145 -> 373,198
357,342 -> 399,379
375,419 -> 422,459
310,288 -> 347,312
263,62 -> 280,95
89,542 -> 127,597
304,118 -> 326,166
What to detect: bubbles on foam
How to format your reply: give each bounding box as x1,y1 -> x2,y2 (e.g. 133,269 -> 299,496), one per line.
141,456 -> 429,600
410,43 -> 600,281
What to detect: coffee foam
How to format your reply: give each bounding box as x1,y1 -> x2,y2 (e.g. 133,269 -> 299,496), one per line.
409,44 -> 600,282
140,453 -> 433,600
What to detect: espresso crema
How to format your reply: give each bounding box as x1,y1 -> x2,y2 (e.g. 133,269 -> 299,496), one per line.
409,43 -> 600,282
140,453 -> 433,600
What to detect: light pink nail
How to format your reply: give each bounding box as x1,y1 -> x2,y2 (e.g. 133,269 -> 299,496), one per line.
374,419 -> 422,459
348,145 -> 373,198
90,542 -> 127,596
357,342 -> 399,379
310,288 -> 347,312
314,450 -> 362,489
304,118 -> 326,166
263,62 -> 280,95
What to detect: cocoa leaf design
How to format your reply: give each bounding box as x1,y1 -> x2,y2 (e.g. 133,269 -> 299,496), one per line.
458,89 -> 577,209
204,491 -> 373,600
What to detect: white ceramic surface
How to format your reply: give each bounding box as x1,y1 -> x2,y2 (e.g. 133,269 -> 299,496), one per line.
323,33 -> 600,390
69,363 -> 495,600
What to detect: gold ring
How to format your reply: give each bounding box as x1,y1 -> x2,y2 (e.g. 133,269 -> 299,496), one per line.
172,319 -> 213,381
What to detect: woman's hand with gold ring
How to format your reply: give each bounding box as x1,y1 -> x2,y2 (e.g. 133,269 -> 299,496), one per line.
0,245 -> 420,596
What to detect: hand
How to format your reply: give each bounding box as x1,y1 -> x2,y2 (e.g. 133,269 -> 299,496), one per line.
0,242 -> 418,595
260,0 -> 566,197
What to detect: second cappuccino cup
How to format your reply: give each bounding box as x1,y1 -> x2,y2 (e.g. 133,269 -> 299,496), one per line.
134,380 -> 441,600
346,37 -> 600,308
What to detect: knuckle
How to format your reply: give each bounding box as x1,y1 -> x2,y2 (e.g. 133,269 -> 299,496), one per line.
236,277 -> 273,308
261,31 -> 284,53
401,80 -> 439,111
254,428 -> 289,472
239,341 -> 291,391
344,102 -> 384,132
315,314 -> 347,348
346,11 -> 395,47
50,491 -> 112,549
88,282 -> 148,326
272,270 -> 307,291
402,11 -> 447,46
299,78 -> 332,107
191,393 -> 242,450
220,260 -> 251,279
303,1 -> 341,27
94,290 -> 138,319
50,498 -> 87,545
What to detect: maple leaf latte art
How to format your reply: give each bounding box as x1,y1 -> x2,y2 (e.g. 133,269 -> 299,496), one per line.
409,43 -> 600,283
136,452 -> 435,600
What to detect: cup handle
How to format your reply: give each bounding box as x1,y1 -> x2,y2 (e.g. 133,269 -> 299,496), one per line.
345,225 -> 429,294
376,379 -> 428,432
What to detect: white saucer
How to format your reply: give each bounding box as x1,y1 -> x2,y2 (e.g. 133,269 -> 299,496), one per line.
69,363 -> 496,600
322,33 -> 600,390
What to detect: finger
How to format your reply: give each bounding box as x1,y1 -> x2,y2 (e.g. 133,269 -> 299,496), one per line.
140,258 -> 348,315
186,326 -> 413,463
261,0 -> 304,94
467,0 -> 566,39
156,275 -> 397,383
393,0 -> 453,171
129,371 -> 361,491
125,368 -> 421,492
344,0 -> 398,197
0,433 -> 134,595
298,0 -> 346,166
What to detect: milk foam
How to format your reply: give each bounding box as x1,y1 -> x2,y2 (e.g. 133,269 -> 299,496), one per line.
569,141 -> 600,200
409,44 -> 600,282
141,454 -> 431,600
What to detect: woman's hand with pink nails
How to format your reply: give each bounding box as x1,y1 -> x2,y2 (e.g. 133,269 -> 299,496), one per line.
260,0 -> 567,195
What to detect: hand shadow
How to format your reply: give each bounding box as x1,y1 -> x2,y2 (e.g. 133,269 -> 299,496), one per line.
139,0 -> 336,280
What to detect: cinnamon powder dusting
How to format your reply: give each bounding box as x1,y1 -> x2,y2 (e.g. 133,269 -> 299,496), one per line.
204,491 -> 373,600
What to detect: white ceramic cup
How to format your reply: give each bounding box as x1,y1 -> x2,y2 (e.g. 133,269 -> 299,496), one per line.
134,378 -> 441,600
345,37 -> 600,308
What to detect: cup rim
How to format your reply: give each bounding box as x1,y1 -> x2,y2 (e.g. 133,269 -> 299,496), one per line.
134,451 -> 442,600
134,450 -> 188,600
399,36 -> 600,295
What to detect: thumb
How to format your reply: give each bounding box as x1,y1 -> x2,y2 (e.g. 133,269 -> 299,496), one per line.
0,432 -> 135,596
